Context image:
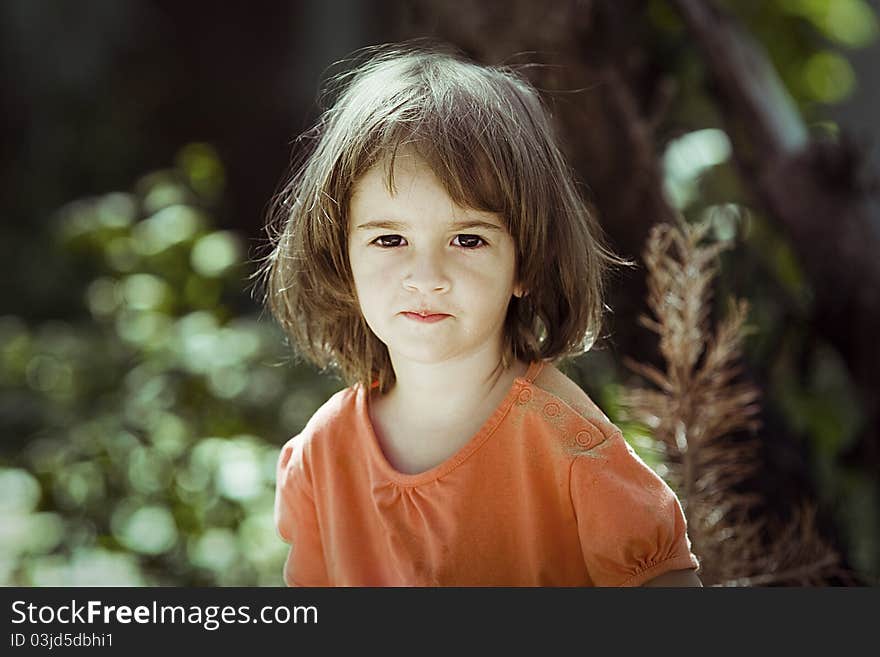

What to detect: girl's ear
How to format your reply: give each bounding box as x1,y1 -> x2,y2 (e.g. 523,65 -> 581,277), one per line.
513,283 -> 527,298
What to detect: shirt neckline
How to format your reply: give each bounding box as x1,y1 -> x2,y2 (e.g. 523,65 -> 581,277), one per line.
357,360 -> 545,487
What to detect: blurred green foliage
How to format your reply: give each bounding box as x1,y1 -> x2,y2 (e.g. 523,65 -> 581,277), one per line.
0,143 -> 343,585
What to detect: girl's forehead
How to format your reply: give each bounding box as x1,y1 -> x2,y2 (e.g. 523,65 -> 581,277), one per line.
371,144 -> 430,178
354,150 -> 435,196
348,157 -> 508,231
346,140 -> 511,229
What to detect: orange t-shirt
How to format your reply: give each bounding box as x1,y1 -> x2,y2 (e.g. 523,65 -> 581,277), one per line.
274,360 -> 701,586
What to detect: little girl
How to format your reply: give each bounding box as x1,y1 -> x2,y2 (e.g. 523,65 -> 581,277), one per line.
259,42 -> 702,586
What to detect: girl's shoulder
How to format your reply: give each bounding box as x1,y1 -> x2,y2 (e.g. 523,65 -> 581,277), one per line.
283,384 -> 362,453
527,363 -> 622,450
277,384 -> 363,493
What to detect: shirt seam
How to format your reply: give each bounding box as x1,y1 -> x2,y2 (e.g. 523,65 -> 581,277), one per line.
617,553 -> 700,587
567,437 -> 624,530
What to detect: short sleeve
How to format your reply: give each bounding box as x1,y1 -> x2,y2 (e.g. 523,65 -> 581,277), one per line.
570,432 -> 700,586
274,435 -> 329,586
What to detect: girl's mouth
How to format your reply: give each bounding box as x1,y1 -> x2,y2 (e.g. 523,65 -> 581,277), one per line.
402,312 -> 450,323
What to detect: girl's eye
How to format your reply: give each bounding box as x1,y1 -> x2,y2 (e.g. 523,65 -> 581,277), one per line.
453,234 -> 487,249
372,235 -> 406,248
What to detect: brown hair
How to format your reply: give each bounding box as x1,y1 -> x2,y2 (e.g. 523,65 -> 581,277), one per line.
254,41 -> 630,393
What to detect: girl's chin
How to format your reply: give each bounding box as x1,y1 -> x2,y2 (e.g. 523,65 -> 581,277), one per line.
385,343 -> 463,364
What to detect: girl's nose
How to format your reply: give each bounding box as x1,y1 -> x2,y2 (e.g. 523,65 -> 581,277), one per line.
402,249 -> 451,294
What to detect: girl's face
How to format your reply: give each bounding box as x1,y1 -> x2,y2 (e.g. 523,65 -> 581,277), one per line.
347,152 -> 523,368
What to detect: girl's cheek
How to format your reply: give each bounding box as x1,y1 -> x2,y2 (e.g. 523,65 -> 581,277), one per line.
372,253 -> 390,273
362,254 -> 396,278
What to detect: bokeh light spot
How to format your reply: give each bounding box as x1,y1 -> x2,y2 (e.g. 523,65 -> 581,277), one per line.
803,51 -> 856,103
113,504 -> 178,555
191,231 -> 241,278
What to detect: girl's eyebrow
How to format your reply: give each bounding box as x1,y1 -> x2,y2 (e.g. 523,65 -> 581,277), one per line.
354,219 -> 504,232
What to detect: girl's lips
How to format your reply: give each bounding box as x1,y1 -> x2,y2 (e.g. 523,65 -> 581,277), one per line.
402,312 -> 450,323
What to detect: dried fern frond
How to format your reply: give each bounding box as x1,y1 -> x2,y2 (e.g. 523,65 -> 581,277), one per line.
621,219 -> 760,449
710,501 -> 854,587
619,218 -> 851,586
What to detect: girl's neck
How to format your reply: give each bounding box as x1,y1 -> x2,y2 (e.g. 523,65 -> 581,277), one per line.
382,351 -> 530,430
